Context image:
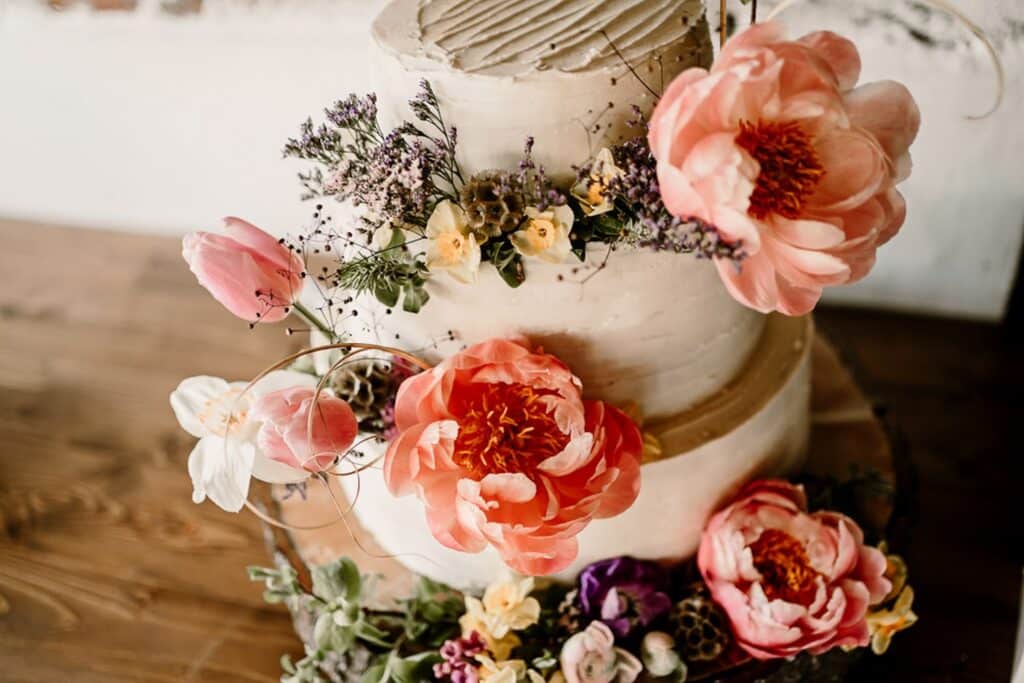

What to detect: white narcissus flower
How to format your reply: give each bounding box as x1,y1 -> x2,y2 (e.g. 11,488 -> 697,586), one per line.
512,205 -> 574,264
170,370 -> 317,512
425,199 -> 481,283
571,147 -> 622,216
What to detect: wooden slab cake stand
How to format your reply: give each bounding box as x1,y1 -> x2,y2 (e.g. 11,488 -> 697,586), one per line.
259,331 -> 901,680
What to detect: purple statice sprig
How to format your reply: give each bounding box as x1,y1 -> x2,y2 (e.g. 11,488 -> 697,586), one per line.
283,82 -> 462,233
574,111 -> 746,262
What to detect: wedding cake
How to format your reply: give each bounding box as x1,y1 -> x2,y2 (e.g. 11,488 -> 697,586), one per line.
173,0 -> 930,678
321,0 -> 812,589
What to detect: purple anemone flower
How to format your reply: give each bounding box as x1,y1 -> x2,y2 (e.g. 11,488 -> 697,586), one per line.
578,556 -> 672,637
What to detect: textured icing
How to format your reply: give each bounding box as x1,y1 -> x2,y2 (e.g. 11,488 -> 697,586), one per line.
333,248 -> 765,420
415,0 -> 706,76
371,0 -> 713,178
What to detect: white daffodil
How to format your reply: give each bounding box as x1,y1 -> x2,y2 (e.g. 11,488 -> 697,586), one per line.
170,370 -> 317,512
426,200 -> 481,283
571,147 -> 622,216
511,205 -> 574,264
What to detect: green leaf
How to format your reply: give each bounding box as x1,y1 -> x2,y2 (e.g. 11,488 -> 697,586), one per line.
360,664 -> 388,683
401,285 -> 430,313
485,239 -> 526,288
372,278 -> 401,308
312,557 -> 362,603
386,651 -> 441,683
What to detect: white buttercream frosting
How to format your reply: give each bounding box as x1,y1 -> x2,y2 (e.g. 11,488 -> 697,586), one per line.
338,248 -> 765,420
371,0 -> 713,178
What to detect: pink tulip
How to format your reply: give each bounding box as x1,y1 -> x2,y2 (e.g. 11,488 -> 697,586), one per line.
251,387 -> 358,473
649,22 -> 920,315
383,338 -> 644,576
697,480 -> 891,660
182,217 -> 303,323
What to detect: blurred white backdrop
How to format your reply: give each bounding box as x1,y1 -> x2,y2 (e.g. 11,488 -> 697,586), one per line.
0,0 -> 1021,319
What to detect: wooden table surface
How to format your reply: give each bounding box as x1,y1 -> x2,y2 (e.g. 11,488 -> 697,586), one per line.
0,221 -> 1020,682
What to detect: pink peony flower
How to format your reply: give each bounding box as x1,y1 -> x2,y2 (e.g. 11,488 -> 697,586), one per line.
251,387 -> 358,473
697,480 -> 891,660
183,217 -> 303,323
649,22 -> 920,315
383,338 -> 644,576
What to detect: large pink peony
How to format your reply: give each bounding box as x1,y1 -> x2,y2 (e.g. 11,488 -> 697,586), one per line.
697,480 -> 891,659
383,338 -> 644,575
183,217 -> 303,323
649,22 -> 920,315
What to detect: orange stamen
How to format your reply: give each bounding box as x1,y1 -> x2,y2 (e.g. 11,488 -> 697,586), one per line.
735,120 -> 825,220
749,528 -> 821,604
452,383 -> 570,478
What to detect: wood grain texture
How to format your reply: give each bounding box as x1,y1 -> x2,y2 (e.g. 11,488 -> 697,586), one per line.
0,220 -> 1019,681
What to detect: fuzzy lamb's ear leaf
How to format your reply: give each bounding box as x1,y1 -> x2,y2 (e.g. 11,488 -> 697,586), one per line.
312,557 -> 362,603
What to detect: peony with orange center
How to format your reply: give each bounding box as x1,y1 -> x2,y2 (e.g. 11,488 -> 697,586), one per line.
649,21 -> 919,315
383,338 -> 643,575
697,480 -> 891,660
452,383 -> 570,479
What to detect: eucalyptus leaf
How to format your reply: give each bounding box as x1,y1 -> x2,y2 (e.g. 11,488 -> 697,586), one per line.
372,278 -> 401,308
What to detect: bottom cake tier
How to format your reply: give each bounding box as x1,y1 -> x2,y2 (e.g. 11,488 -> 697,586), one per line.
257,329 -> 907,682
281,314 -> 812,589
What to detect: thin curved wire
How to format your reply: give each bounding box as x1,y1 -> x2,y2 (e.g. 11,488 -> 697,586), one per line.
223,342 -> 432,531
764,0 -> 1004,119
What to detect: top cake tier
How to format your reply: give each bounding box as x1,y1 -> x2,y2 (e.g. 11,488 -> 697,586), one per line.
371,0 -> 712,178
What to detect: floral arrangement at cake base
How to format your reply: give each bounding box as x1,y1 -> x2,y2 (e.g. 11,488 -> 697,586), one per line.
250,479 -> 915,683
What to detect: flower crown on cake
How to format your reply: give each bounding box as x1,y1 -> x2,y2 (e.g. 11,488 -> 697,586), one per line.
171,4 -> 1002,680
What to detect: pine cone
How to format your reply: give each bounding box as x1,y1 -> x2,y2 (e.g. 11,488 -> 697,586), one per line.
331,360 -> 395,423
459,171 -> 526,241
671,589 -> 729,663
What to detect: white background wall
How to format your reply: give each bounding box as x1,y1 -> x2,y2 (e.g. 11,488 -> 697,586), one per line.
1,0 -> 1021,320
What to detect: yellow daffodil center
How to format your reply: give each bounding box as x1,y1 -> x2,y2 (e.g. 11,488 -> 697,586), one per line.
736,120 -> 825,220
749,529 -> 821,604
436,232 -> 468,264
522,217 -> 558,251
452,383 -> 570,479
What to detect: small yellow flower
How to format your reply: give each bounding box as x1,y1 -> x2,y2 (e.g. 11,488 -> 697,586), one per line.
571,148 -> 622,216
426,200 -> 481,283
482,576 -> 542,634
475,655 -> 527,683
460,597 -> 522,660
867,585 -> 918,654
511,206 -> 574,264
459,575 -> 541,661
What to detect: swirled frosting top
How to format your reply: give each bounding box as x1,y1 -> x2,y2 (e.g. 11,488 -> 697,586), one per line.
374,0 -> 705,77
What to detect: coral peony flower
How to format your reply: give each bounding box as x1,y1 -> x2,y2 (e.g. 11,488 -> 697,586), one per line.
170,371 -> 321,512
649,22 -> 920,315
577,557 -> 672,638
697,480 -> 891,660
183,217 -> 304,323
251,387 -> 358,474
559,621 -> 642,683
383,338 -> 644,575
